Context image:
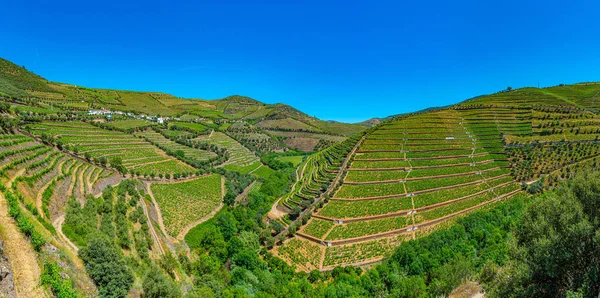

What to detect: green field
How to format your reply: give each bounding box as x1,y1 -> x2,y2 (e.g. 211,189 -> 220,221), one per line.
276,155 -> 304,166
151,174 -> 223,236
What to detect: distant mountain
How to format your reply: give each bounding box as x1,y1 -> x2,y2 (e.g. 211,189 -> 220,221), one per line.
355,118 -> 384,127
0,57 -> 365,139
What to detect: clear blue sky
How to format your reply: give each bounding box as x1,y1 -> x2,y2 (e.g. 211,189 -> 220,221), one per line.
2,0 -> 600,122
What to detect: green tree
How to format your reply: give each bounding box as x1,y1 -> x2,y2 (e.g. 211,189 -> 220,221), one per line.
491,171 -> 600,297
215,212 -> 238,241
142,267 -> 181,298
79,237 -> 133,298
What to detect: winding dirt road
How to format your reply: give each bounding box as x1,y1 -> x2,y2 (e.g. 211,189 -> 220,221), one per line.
53,215 -> 79,253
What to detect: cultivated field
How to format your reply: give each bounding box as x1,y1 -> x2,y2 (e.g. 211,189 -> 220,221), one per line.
150,174 -> 223,237
194,131 -> 258,166
24,121 -> 195,177
276,109 -> 522,270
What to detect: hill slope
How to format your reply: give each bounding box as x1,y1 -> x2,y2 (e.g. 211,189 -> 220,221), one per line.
0,58 -> 363,137
273,82 -> 600,270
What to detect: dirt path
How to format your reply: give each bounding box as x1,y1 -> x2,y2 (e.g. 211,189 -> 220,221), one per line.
35,179 -> 52,218
89,168 -> 102,193
78,165 -> 88,196
247,164 -> 262,174
221,176 -> 225,197
35,159 -> 67,216
145,182 -> 177,244
139,198 -> 165,256
234,181 -> 256,206
53,215 -> 79,253
85,167 -> 95,194
0,192 -> 49,297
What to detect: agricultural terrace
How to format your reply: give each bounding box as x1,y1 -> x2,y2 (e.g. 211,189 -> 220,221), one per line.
168,121 -> 211,134
277,109 -> 522,270
279,134 -> 363,216
102,119 -> 155,131
194,131 -> 258,166
150,174 -> 224,237
226,122 -> 284,152
266,130 -> 346,151
135,130 -> 217,162
457,105 -> 600,183
23,121 -> 194,177
508,108 -> 600,143
458,88 -> 579,108
0,132 -> 120,223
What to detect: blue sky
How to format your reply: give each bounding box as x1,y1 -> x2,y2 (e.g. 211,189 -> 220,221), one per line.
2,0 -> 600,122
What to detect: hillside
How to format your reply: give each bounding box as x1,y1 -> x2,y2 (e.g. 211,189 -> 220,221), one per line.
2,55 -> 600,297
272,82 -> 600,270
0,58 -> 364,152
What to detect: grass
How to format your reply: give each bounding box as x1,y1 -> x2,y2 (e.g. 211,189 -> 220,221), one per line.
251,165 -> 275,179
277,155 -> 304,166
223,161 -> 262,174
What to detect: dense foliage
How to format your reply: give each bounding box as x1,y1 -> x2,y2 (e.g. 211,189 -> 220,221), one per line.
79,237 -> 134,298
182,176 -> 529,297
488,171 -> 600,297
64,180 -> 153,297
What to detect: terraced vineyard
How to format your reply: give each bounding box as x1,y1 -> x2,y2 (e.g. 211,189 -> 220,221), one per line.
101,119 -> 155,131
23,121 -> 195,177
135,129 -> 217,162
276,109 -> 522,270
194,131 -> 259,166
273,84 -> 600,271
0,132 -> 121,218
276,133 -> 364,216
4,53 -> 600,297
0,131 -> 125,296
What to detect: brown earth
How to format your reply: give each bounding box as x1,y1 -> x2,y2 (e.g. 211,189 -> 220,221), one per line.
284,137 -> 320,152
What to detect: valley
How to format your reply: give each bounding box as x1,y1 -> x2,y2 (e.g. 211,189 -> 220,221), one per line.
1,57 -> 600,297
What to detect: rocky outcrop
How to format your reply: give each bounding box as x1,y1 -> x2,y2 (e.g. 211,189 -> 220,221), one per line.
0,240 -> 16,298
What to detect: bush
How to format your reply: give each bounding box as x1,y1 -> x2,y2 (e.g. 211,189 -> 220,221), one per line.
41,262 -> 79,298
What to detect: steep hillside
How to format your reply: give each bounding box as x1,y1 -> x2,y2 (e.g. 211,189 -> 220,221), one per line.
273,83 -> 600,270
3,55 -> 600,296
